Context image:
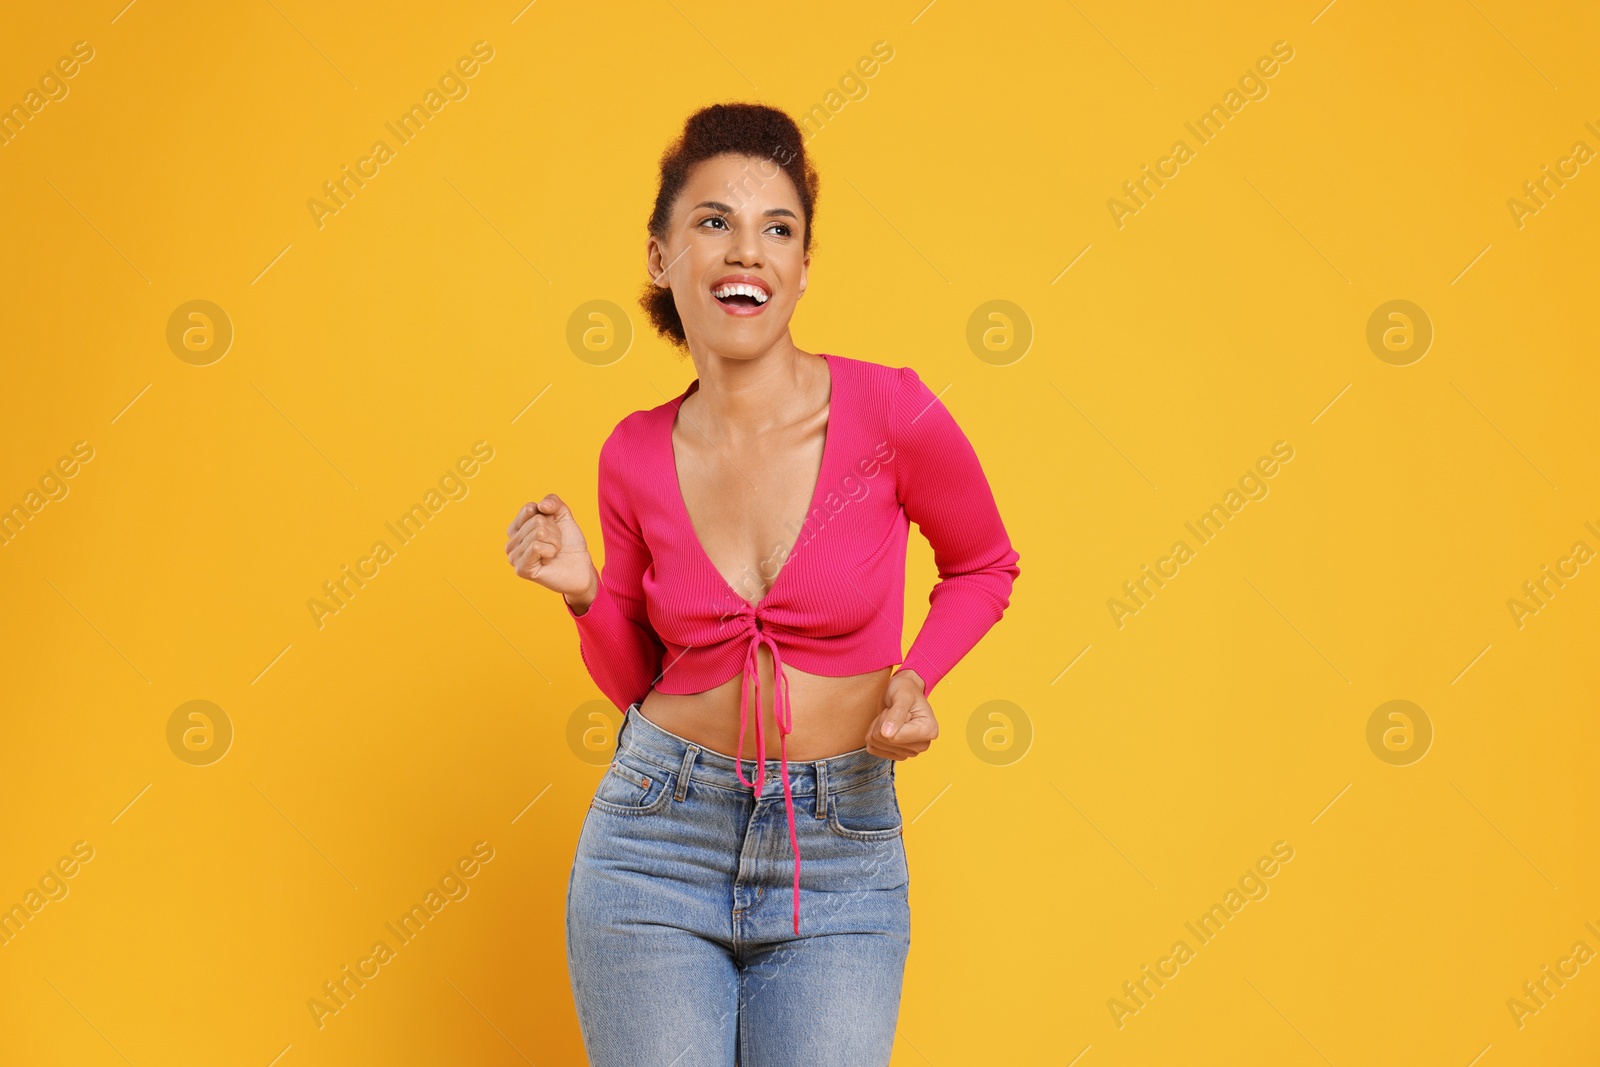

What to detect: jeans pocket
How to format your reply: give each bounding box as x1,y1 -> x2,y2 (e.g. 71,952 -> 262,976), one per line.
590,751 -> 673,816
825,773 -> 904,841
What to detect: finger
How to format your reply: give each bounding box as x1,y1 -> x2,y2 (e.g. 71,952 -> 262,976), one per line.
878,693 -> 914,738
890,713 -> 937,745
507,515 -> 559,556
506,501 -> 537,537
509,496 -> 565,538
506,525 -> 536,561
508,523 -> 550,564
866,733 -> 929,760
512,535 -> 557,575
869,703 -> 938,758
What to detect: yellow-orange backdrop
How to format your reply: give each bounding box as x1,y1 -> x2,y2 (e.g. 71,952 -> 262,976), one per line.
2,1 -> 1597,1064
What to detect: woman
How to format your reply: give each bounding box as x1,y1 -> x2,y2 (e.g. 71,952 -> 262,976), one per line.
504,102 -> 1020,1066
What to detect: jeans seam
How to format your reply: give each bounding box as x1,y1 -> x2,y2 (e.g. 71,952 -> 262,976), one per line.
824,776 -> 904,840
590,770 -> 675,816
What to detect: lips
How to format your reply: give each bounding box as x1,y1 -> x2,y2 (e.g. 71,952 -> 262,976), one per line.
710,275 -> 771,316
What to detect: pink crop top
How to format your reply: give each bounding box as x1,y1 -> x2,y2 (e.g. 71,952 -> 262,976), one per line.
565,352 -> 1021,933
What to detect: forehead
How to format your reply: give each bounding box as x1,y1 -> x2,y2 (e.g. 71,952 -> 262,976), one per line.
678,152 -> 803,211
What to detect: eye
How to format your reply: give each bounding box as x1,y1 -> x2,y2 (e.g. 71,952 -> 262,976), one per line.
767,223 -> 792,237
699,215 -> 728,230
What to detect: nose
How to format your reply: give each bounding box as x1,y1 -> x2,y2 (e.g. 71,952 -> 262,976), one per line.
729,223 -> 763,267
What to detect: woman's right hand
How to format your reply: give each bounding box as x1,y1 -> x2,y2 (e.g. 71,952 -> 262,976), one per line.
505,494 -> 598,607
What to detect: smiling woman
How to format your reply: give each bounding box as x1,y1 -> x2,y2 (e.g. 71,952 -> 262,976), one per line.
638,105 -> 821,350
504,101 -> 1020,1067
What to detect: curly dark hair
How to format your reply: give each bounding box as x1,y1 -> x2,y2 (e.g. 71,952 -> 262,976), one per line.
640,102 -> 821,350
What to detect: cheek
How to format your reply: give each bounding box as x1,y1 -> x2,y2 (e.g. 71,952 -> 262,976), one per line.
680,248 -> 724,296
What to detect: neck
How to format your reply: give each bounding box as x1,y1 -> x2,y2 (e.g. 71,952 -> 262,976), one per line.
683,336 -> 819,441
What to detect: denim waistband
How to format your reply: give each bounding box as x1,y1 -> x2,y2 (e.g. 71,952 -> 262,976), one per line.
618,702 -> 892,798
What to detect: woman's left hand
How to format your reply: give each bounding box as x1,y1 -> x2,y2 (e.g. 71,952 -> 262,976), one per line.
866,669 -> 938,760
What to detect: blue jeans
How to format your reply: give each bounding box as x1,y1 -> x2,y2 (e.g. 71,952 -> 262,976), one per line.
566,702 -> 911,1066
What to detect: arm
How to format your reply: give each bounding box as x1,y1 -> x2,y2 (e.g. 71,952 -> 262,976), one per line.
564,429 -> 665,710
893,365 -> 1021,696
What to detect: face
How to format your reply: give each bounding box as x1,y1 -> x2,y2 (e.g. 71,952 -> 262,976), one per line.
646,151 -> 810,359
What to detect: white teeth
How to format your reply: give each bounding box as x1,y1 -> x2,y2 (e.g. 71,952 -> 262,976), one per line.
712,282 -> 769,304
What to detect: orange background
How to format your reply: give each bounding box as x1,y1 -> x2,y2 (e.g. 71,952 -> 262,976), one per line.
2,0 -> 1597,1063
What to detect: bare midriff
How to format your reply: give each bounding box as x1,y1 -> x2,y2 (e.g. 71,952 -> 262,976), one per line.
637,655 -> 893,762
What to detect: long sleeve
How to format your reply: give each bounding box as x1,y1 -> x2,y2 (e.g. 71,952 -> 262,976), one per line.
893,365 -> 1021,696
564,427 -> 665,710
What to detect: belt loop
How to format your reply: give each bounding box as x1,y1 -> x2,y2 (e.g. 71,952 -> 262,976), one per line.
675,745 -> 699,802
814,759 -> 828,819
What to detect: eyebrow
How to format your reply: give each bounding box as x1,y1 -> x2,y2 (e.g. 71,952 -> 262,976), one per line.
693,200 -> 799,220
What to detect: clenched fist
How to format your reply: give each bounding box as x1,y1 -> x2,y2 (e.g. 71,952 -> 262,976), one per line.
505,494 -> 599,610
866,669 -> 938,760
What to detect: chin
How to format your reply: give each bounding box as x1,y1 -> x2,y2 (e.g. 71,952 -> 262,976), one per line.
716,335 -> 773,359
700,321 -> 779,354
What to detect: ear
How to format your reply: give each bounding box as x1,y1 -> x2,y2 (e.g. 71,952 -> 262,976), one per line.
798,251 -> 809,296
646,236 -> 672,288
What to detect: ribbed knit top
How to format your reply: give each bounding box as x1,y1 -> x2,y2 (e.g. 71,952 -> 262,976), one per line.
565,352 -> 1021,932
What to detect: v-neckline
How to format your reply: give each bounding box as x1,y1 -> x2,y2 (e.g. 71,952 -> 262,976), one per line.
666,352 -> 836,613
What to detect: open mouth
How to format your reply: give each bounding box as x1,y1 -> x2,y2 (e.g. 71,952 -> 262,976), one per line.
711,281 -> 770,310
